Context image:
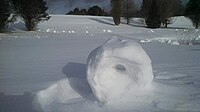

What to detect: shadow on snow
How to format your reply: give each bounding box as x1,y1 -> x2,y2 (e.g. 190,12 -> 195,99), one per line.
0,92 -> 37,112
62,62 -> 96,101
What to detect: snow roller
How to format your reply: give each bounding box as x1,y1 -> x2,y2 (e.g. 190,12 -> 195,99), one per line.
87,36 -> 154,104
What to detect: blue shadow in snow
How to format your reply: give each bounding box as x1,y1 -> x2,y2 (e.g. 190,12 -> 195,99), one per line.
0,92 -> 37,112
62,62 -> 96,101
89,18 -> 114,26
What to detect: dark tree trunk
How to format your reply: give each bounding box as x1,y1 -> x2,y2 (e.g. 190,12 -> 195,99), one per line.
195,15 -> 199,29
165,23 -> 168,28
111,0 -> 122,26
127,18 -> 130,24
164,19 -> 168,28
185,0 -> 200,29
195,22 -> 198,29
145,0 -> 161,28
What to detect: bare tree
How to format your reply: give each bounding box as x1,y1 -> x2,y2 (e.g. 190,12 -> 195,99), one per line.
122,0 -> 136,24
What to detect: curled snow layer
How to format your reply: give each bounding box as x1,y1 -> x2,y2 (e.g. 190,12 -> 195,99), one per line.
33,79 -> 81,111
87,36 -> 154,104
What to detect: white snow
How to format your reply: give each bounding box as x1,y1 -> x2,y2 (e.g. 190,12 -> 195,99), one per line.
33,79 -> 81,112
87,36 -> 153,104
107,30 -> 112,33
171,41 -> 180,45
0,15 -> 200,112
71,30 -> 75,33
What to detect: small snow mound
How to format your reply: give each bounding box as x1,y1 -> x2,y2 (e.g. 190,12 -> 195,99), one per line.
140,39 -> 151,43
46,29 -> 51,32
87,36 -> 154,104
33,79 -> 80,111
71,31 -> 75,33
148,30 -> 154,33
171,41 -> 180,45
107,30 -> 112,33
53,30 -> 57,33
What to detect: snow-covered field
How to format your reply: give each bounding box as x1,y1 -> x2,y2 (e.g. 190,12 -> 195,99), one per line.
0,15 -> 200,112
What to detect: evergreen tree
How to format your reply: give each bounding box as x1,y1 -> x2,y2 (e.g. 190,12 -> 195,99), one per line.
140,0 -> 152,17
73,8 -> 80,15
111,0 -> 122,25
122,0 -> 136,24
66,11 -> 73,15
145,0 -> 161,28
12,0 -> 50,31
141,0 -> 184,28
66,6 -> 109,16
80,9 -> 87,15
185,0 -> 200,29
88,6 -> 102,16
0,0 -> 11,32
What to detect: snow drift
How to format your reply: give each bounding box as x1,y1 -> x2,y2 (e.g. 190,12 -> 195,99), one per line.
87,36 -> 154,104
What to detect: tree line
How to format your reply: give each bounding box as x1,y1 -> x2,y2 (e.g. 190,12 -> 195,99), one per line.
111,0 -> 200,29
66,6 -> 109,16
0,0 -> 200,32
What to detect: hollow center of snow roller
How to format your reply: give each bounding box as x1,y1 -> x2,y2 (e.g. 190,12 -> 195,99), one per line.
115,64 -> 126,72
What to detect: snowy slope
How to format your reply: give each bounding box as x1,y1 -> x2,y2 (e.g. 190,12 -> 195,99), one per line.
0,15 -> 200,112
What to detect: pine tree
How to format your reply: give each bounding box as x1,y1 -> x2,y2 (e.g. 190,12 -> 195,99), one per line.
185,0 -> 200,29
80,9 -> 87,15
111,0 -> 122,25
145,0 -> 161,28
88,6 -> 102,16
12,0 -> 50,31
122,0 -> 136,24
73,8 -> 80,15
0,0 -> 11,32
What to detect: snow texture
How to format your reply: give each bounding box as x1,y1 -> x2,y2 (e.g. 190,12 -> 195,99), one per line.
33,79 -> 81,111
1,15 -> 200,112
87,36 -> 154,104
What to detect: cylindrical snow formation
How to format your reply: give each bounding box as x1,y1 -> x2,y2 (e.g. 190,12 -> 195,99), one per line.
87,36 -> 154,104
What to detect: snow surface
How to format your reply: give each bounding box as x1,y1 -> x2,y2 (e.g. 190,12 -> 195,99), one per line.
87,36 -> 153,104
0,15 -> 200,112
